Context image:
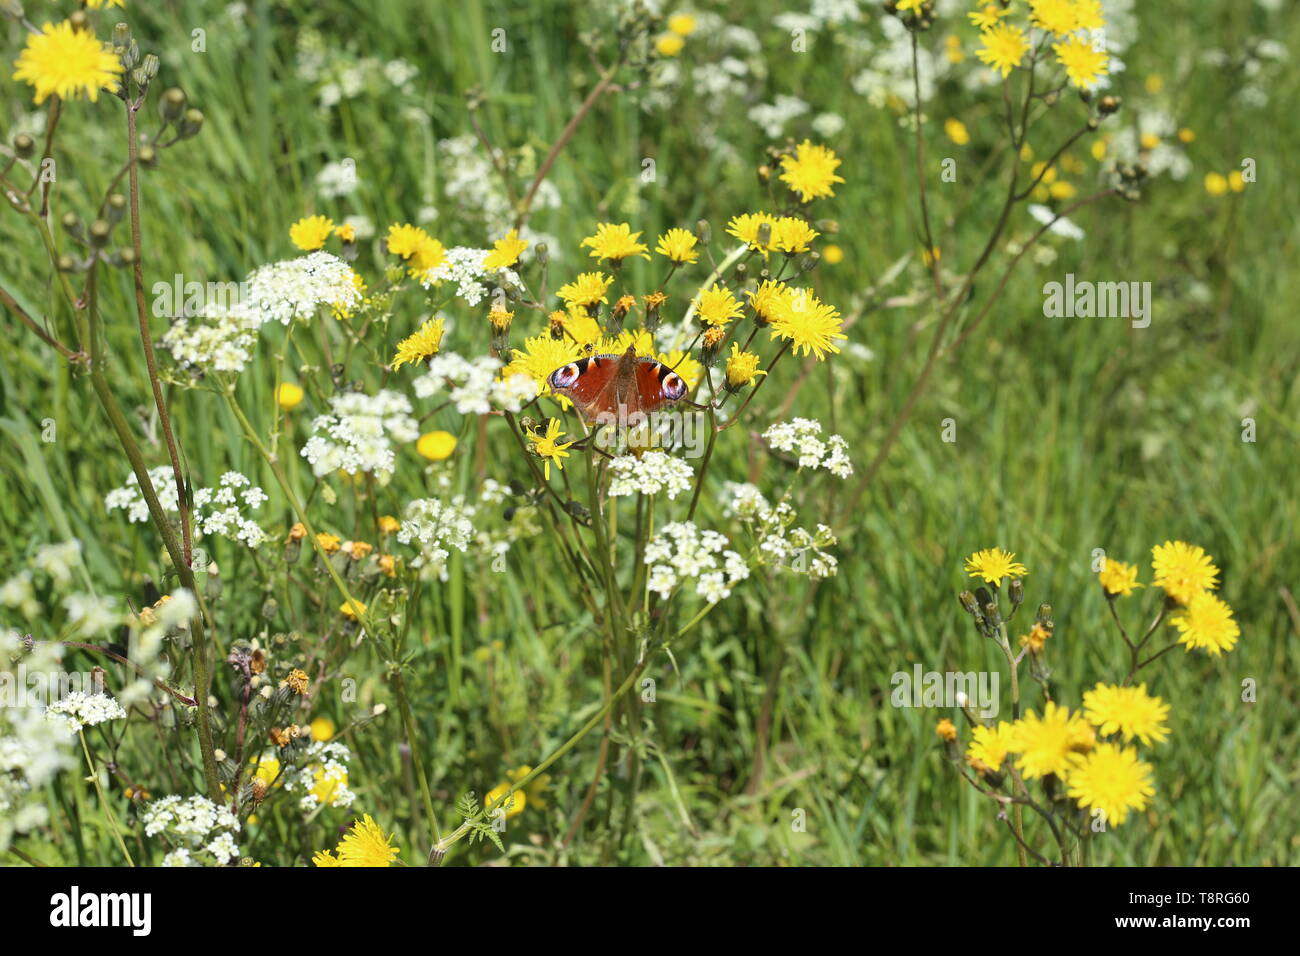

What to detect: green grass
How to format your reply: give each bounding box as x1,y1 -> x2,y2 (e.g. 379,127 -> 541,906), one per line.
2,0 -> 1298,866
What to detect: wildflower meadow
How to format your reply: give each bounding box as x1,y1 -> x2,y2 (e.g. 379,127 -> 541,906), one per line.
1,0 -> 1297,886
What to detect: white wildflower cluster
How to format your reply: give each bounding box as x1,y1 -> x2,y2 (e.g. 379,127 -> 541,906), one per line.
32,540 -> 82,585
413,352 -> 537,414
435,135 -> 560,251
315,159 -> 360,198
295,28 -> 419,109
106,467 -> 269,548
421,245 -> 521,307
721,483 -> 839,579
142,794 -> 241,866
0,634 -> 77,850
396,497 -> 476,581
607,450 -> 695,499
644,522 -> 749,604
762,419 -> 853,478
44,691 -> 127,735
61,593 -> 119,637
234,252 -> 361,328
301,390 -> 419,485
160,309 -> 257,373
284,740 -> 356,811
161,254 -> 360,374
748,94 -> 810,138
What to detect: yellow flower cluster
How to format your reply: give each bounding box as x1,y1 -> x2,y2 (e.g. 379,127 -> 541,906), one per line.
1102,541 -> 1239,656
962,683 -> 1168,827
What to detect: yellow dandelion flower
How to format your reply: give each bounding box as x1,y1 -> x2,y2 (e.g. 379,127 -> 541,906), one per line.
1071,0 -> 1107,32
310,717 -> 335,741
336,815 -> 399,867
655,33 -> 685,57
12,20 -> 123,105
385,222 -> 431,259
335,223 -> 356,242
505,334 -> 583,399
276,382 -> 304,410
747,279 -> 793,323
976,23 -> 1030,78
1098,559 -> 1141,596
655,227 -> 699,264
966,722 -> 1016,773
1228,170 -> 1246,192
378,515 -> 401,535
339,599 -> 366,620
580,222 -> 650,263
1065,743 -> 1155,827
935,718 -> 958,742
726,211 -> 779,253
289,215 -> 334,251
668,13 -> 696,36
390,316 -> 445,370
693,283 -> 743,327
944,34 -> 965,64
1204,172 -> 1229,196
1083,683 -> 1170,746
944,118 -> 971,145
822,243 -> 844,265
482,229 -> 528,270
312,849 -> 343,867
416,430 -> 457,461
557,272 -> 614,308
1169,591 -> 1240,656
316,532 -> 342,554
526,419 -> 575,479
724,343 -> 765,390
1151,540 -> 1219,605
1053,35 -> 1109,90
485,782 -> 527,818
1007,702 -> 1095,780
964,547 -> 1027,584
386,223 -> 445,277
968,3 -> 1008,29
1029,0 -> 1081,36
768,289 -> 846,360
772,217 -> 819,254
778,140 -> 845,203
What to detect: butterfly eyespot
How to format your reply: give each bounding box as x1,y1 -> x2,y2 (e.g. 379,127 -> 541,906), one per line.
662,372 -> 687,400
549,363 -> 580,388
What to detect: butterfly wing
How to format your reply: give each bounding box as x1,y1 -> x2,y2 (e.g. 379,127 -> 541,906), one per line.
548,349 -> 689,422
632,357 -> 690,414
548,354 -> 619,420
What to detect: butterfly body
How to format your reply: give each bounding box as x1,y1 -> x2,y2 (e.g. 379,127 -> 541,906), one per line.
548,346 -> 688,422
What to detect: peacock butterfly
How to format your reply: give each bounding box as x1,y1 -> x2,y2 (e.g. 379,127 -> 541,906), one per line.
548,346 -> 690,423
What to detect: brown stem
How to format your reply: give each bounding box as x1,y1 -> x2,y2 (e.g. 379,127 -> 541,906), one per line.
512,53 -> 626,231
126,97 -> 192,569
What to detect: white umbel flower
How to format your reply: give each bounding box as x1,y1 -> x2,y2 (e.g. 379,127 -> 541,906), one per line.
607,451 -> 695,499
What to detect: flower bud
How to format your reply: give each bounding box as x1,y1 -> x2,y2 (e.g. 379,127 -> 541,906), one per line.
694,219 -> 711,245
160,87 -> 187,122
106,193 -> 127,226
137,145 -> 159,169
13,133 -> 34,159
176,109 -> 205,140
60,212 -> 83,237
533,242 -> 548,266
88,219 -> 112,248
